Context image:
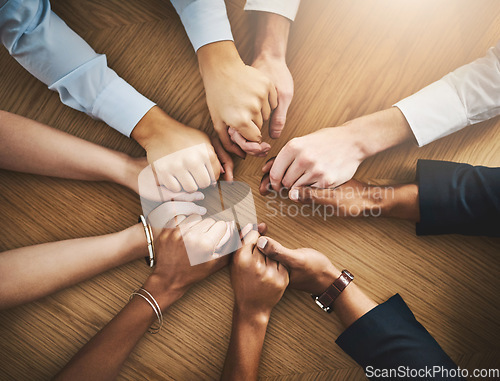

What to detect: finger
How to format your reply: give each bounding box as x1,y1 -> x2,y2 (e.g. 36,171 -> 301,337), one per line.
291,172 -> 315,189
259,173 -> 272,196
239,223 -> 254,240
236,120 -> 262,143
191,218 -> 217,233
270,95 -> 292,139
257,222 -> 268,235
158,189 -> 205,202
175,171 -> 199,193
216,122 -> 247,159
188,165 -> 212,189
269,148 -> 295,191
211,136 -> 235,182
261,157 -> 276,174
252,110 -> 264,130
251,245 -> 266,266
281,160 -> 305,189
207,220 -> 232,251
178,213 -> 203,229
148,201 -> 207,229
229,128 -> 270,156
256,236 -> 300,268
269,84 -> 278,110
261,98 -> 272,122
157,172 -> 182,193
214,221 -> 236,251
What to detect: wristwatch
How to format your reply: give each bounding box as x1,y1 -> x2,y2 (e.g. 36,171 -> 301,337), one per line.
311,270 -> 354,313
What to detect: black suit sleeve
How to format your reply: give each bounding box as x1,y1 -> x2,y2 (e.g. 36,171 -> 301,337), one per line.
415,159 -> 500,237
335,294 -> 464,380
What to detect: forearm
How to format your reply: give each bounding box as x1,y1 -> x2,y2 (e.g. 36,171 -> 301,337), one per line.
0,111 -> 137,185
0,224 -> 147,309
253,12 -> 291,60
198,41 -> 243,79
345,107 -> 416,160
55,277 -> 183,381
221,307 -> 269,381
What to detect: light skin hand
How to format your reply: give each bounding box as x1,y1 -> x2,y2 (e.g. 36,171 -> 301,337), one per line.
255,236 -> 377,329
197,41 -> 278,157
131,106 -> 225,192
251,11 -> 294,139
262,107 -> 415,192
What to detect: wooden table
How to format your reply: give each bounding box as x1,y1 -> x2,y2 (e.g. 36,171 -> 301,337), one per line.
0,0 -> 499,379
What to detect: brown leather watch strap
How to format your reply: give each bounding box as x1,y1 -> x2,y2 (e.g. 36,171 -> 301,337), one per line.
312,270 -> 354,313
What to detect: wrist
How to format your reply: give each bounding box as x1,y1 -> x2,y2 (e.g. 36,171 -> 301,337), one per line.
119,223 -> 149,262
233,303 -> 271,327
197,41 -> 244,79
142,274 -> 185,313
344,107 -> 414,160
253,12 -> 290,60
130,106 -> 176,150
381,183 -> 420,221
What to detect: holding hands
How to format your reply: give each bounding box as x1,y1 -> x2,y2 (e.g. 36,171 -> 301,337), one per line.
198,41 -> 278,157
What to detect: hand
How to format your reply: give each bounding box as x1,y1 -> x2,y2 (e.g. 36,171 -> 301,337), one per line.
256,236 -> 339,295
230,229 -> 288,318
198,41 -> 278,157
252,55 -> 293,139
262,126 -> 366,193
285,179 -> 420,221
131,106 -> 221,192
145,216 -> 234,306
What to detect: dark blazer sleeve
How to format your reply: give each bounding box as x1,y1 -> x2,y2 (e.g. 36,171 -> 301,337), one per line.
415,159 -> 500,237
335,294 -> 464,380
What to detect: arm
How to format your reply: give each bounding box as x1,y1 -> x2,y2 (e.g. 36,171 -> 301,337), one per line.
255,237 -> 464,380
169,0 -> 277,156
247,1 -> 299,139
0,1 -> 231,188
0,111 -> 144,190
56,217 -> 231,380
415,160 -> 500,237
264,41 -> 500,191
221,228 -> 288,381
0,0 -> 154,136
263,158 -> 500,237
0,224 -> 146,310
395,41 -> 500,146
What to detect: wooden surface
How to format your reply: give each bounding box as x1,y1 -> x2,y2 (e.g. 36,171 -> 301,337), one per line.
0,0 -> 499,379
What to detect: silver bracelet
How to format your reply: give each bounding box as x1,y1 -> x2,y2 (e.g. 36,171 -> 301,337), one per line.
129,288 -> 163,334
138,215 -> 155,267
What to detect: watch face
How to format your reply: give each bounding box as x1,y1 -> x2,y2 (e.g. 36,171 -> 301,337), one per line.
342,269 -> 354,281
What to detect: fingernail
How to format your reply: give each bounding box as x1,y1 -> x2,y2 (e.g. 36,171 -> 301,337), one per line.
199,207 -> 207,214
195,192 -> 205,200
289,189 -> 299,201
257,237 -> 268,250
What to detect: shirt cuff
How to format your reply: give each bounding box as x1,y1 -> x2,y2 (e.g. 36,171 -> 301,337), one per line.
244,0 -> 301,21
335,294 -> 411,366
92,76 -> 156,137
394,79 -> 468,147
177,0 -> 234,52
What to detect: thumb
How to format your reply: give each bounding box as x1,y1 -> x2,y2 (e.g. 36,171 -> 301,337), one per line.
269,99 -> 291,139
289,187 -> 333,205
256,236 -> 300,268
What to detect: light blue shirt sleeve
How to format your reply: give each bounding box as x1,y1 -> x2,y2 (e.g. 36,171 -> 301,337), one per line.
169,0 -> 300,52
0,0 -> 155,136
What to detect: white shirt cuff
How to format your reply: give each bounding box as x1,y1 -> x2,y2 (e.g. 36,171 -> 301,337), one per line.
394,80 -> 468,147
92,76 -> 156,137
244,0 -> 301,21
177,0 -> 234,52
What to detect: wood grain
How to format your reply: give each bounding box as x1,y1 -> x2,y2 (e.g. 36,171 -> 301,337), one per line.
0,0 -> 499,380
